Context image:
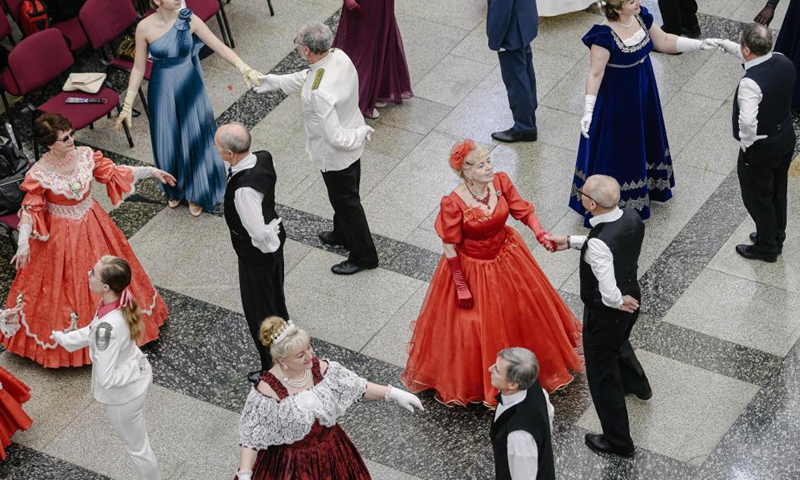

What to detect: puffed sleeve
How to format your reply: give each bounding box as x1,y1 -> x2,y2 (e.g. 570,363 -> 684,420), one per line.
497,172 -> 534,221
91,150 -> 135,206
639,6 -> 654,29
434,196 -> 464,244
315,361 -> 368,423
582,24 -> 615,52
19,175 -> 49,241
238,388 -> 316,450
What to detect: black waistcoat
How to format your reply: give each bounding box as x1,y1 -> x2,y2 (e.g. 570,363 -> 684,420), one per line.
223,151 -> 285,264
490,380 -> 555,480
732,53 -> 796,141
579,208 -> 644,309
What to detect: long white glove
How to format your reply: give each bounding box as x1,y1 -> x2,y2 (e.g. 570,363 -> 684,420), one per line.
386,385 -> 424,412
16,223 -> 30,256
715,39 -> 744,59
115,88 -> 138,131
356,125 -> 375,143
675,37 -> 719,52
252,74 -> 280,94
580,95 -> 596,139
235,470 -> 252,480
233,57 -> 263,88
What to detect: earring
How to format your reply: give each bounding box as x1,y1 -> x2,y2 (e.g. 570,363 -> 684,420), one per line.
281,364 -> 287,370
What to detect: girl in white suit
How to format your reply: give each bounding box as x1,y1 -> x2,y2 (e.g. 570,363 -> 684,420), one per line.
52,255 -> 160,480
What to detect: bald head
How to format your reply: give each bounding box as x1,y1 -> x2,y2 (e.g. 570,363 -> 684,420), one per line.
740,23 -> 773,57
583,174 -> 620,209
216,122 -> 251,154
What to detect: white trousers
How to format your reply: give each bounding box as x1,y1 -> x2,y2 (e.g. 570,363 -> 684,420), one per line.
105,385 -> 161,480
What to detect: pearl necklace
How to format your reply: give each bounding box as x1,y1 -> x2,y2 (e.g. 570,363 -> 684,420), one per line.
282,369 -> 311,388
615,17 -> 634,28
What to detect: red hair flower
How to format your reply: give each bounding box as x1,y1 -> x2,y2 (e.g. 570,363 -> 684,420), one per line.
449,139 -> 475,171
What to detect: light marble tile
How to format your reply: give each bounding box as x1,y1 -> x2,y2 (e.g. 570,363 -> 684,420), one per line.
578,349 -> 760,465
363,459 -> 424,480
450,19 -> 498,67
662,269 -> 800,356
661,91 -> 723,160
412,54 -> 494,107
675,101 -> 740,175
403,227 -> 443,254
395,12 -> 472,85
394,0 -> 486,31
539,56 -> 589,116
536,11 -> 601,60
375,97 -> 453,137
364,123 -> 426,161
697,0 -> 746,18
682,51 -> 747,102
284,249 -> 424,351
360,282 -> 429,367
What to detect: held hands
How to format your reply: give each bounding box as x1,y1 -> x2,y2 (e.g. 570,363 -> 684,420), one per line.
754,3 -> 775,26
543,234 -> 570,252
387,385 -> 424,413
536,231 -> 558,252
712,39 -> 742,57
252,75 -> 279,94
580,95 -> 596,139
619,295 -> 640,313
233,57 -> 264,89
152,169 -> 177,187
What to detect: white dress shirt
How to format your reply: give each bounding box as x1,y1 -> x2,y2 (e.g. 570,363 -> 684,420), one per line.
229,154 -> 281,254
494,389 -> 555,480
567,208 -> 624,309
261,49 -> 366,172
737,53 -> 773,152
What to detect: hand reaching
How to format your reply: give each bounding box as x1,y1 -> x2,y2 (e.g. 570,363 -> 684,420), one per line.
387,385 -> 424,413
536,231 -> 558,252
543,234 -> 569,252
700,38 -> 721,50
754,3 -> 775,26
152,169 -> 177,187
253,75 -> 279,94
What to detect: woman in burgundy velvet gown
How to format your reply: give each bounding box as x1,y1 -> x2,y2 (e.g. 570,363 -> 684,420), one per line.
333,0 -> 413,118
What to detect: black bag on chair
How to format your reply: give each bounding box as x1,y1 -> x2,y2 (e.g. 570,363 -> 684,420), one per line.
0,127 -> 30,216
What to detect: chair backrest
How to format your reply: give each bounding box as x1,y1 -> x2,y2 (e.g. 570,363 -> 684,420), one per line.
7,29 -> 73,95
2,0 -> 23,22
79,0 -> 137,50
0,8 -> 12,39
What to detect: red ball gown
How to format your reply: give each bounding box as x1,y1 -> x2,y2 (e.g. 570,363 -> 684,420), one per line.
401,172 -> 584,407
0,366 -> 32,461
1,147 -> 168,368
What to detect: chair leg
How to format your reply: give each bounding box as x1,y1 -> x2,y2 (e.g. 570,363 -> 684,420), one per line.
1,92 -> 11,122
31,114 -> 39,158
138,87 -> 149,119
215,12 -> 231,48
267,0 -> 274,17
218,1 -> 235,48
89,123 -> 94,129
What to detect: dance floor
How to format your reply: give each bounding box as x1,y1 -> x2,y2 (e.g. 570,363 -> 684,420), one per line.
1,0 -> 799,478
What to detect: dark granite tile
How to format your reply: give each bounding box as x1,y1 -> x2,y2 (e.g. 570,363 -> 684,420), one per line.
0,443 -> 110,479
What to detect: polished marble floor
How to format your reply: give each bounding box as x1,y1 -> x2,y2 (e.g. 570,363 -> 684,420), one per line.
1,0 -> 799,478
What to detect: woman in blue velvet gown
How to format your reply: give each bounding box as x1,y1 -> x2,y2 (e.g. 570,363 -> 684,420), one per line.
569,0 -> 718,226
116,0 -> 262,216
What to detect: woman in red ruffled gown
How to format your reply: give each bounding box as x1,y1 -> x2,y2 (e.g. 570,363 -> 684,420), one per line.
1,113 -> 174,368
401,139 -> 584,407
0,365 -> 32,462
333,0 -> 413,118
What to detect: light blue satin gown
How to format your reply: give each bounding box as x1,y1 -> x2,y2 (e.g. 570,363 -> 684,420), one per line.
147,8 -> 225,212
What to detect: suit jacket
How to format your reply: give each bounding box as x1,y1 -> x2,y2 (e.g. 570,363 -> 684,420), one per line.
487,0 -> 539,51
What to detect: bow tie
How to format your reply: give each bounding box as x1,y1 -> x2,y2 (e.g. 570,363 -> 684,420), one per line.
495,393 -> 503,405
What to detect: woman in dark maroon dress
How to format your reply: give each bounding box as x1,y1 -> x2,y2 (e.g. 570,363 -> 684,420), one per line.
234,317 -> 423,480
333,0 -> 413,119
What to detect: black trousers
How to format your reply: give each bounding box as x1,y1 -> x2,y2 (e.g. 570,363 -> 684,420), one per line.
583,303 -> 650,450
321,160 -> 379,268
658,0 -> 699,35
737,131 -> 795,254
238,246 -> 289,371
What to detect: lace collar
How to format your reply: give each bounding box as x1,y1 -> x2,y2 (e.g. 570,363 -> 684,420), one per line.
29,147 -> 94,200
609,15 -> 650,53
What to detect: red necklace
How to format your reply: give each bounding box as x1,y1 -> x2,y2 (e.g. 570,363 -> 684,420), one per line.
466,183 -> 491,206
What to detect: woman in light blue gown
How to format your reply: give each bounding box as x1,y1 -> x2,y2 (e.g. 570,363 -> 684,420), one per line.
116,0 -> 262,216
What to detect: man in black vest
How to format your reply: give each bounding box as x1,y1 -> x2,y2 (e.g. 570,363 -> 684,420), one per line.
714,24 -> 796,263
547,174 -> 651,458
489,347 -> 555,480
215,123 -> 289,381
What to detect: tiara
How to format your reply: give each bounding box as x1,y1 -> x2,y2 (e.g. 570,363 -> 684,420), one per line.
271,320 -> 298,344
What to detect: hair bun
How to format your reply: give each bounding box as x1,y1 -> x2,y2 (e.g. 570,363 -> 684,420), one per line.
259,316 -> 288,347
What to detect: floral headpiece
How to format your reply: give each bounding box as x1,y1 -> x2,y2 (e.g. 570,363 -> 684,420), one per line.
271,320 -> 298,345
449,139 -> 475,171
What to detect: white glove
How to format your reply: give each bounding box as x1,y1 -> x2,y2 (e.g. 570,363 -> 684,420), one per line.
235,471 -> 253,480
580,95 -> 596,139
387,385 -> 424,413
356,125 -> 374,143
50,330 -> 64,346
16,223 -> 31,256
675,37 -> 718,53
716,39 -> 743,58
252,74 -> 280,94
138,356 -> 149,371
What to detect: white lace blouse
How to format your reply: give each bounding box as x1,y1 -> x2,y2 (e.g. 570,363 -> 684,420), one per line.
238,360 -> 368,450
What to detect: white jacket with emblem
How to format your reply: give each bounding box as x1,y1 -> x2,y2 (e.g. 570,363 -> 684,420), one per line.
59,309 -> 152,405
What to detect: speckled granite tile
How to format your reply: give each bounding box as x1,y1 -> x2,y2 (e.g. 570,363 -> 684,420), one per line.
0,444 -> 110,480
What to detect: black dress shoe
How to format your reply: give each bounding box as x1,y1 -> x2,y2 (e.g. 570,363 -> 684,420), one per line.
331,260 -> 375,275
735,244 -> 777,263
318,231 -> 344,247
491,128 -> 537,143
247,370 -> 263,384
750,232 -> 783,253
585,434 -> 635,458
625,387 -> 652,401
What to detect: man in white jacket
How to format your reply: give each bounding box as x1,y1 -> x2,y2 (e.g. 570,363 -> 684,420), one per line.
254,21 -> 379,275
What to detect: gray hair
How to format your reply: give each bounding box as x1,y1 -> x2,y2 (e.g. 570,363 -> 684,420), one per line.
584,174 -> 620,208
297,21 -> 333,54
498,347 -> 539,390
217,122 -> 251,154
741,23 -> 773,57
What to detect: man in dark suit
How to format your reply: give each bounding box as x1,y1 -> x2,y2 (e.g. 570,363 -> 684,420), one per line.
715,24 -> 796,262
215,122 -> 289,381
547,174 -> 651,458
487,0 -> 539,143
489,347 -> 555,480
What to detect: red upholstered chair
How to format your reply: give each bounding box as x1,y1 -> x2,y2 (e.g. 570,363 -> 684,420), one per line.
79,0 -> 154,118
185,0 -> 234,48
0,29 -> 133,156
0,8 -> 16,45
2,0 -> 88,51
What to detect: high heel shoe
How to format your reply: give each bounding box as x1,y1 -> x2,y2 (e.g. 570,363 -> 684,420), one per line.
168,199 -> 181,208
188,202 -> 203,217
